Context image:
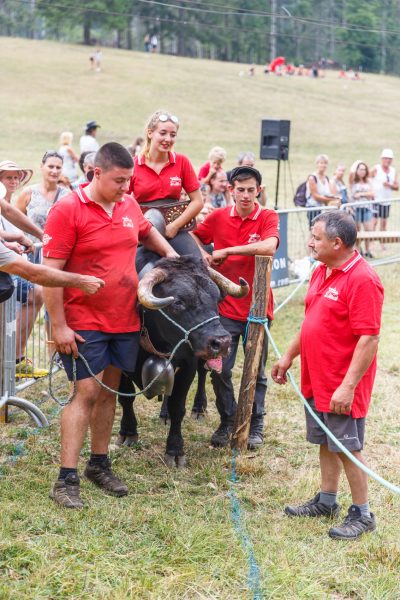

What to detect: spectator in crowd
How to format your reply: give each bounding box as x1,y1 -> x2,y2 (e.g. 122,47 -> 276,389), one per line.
129,110 -> 203,256
0,162 -> 45,373
42,142 -> 177,509
198,146 -> 227,185
370,149 -> 399,241
17,151 -> 70,237
143,33 -> 151,52
330,164 -> 348,205
58,131 -> 79,183
349,161 -> 375,258
79,121 -> 100,154
306,154 -> 340,226
272,211 -> 383,540
93,48 -> 102,72
73,151 -> 96,190
205,170 -> 232,210
192,166 -> 279,449
150,34 -> 158,53
127,137 -> 144,157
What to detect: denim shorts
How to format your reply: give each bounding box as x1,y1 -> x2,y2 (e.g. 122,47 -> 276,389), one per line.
304,397 -> 365,453
355,207 -> 372,223
14,276 -> 34,305
60,330 -> 140,381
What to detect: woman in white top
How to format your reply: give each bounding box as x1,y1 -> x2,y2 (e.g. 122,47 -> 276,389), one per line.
58,131 -> 79,183
306,154 -> 340,226
349,161 -> 375,258
370,148 -> 399,236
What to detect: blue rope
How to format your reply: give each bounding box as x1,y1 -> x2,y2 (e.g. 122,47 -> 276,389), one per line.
242,307 -> 268,348
229,449 -> 263,600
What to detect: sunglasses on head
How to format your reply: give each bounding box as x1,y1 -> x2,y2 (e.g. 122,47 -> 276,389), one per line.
158,114 -> 179,124
42,150 -> 63,163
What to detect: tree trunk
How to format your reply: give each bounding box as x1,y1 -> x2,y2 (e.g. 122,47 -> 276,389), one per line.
83,15 -> 91,45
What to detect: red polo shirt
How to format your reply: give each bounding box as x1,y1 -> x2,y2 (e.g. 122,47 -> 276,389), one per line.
194,203 -> 279,321
129,152 -> 199,202
43,184 -> 152,333
300,251 -> 384,417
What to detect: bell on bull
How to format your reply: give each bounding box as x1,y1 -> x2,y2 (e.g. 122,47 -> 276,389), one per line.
141,356 -> 174,399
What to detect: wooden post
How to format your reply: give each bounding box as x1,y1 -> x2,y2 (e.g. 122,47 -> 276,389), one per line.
231,256 -> 272,451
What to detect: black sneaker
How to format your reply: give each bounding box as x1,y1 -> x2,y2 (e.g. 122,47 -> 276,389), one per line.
49,472 -> 84,509
210,423 -> 232,448
328,505 -> 376,540
285,493 -> 341,518
247,431 -> 264,450
84,459 -> 128,497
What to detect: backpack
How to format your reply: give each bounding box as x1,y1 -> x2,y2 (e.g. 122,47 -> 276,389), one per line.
293,174 -> 318,207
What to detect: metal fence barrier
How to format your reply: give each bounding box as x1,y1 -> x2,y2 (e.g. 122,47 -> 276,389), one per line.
1,199 -> 400,427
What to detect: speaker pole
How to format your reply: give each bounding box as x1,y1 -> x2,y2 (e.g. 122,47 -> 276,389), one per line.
274,159 -> 281,210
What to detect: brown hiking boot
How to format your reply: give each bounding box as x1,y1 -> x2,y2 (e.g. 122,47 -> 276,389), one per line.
84,459 -> 128,497
49,473 -> 84,509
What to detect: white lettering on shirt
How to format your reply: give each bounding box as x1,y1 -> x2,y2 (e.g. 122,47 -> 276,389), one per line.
170,176 -> 181,187
324,287 -> 339,301
247,233 -> 261,244
122,216 -> 134,228
42,234 -> 52,246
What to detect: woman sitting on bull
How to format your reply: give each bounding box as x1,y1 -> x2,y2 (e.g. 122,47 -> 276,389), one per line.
129,110 -> 203,257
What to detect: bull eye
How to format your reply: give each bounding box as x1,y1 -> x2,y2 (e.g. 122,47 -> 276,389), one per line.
173,299 -> 186,311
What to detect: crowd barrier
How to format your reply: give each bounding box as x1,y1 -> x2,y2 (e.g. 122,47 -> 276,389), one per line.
1,199 -> 400,427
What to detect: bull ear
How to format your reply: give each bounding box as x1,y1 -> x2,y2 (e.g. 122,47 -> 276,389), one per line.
207,267 -> 249,298
137,268 -> 175,310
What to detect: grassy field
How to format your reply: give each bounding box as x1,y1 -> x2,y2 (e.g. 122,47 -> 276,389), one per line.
2,37 -> 400,205
1,38 -> 400,599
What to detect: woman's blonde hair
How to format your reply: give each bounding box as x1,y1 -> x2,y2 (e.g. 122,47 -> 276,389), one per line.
315,153 -> 329,164
60,131 -> 73,146
142,110 -> 179,159
208,146 -> 227,163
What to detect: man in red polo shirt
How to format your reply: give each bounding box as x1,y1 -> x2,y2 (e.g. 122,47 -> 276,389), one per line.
43,142 -> 178,509
192,166 -> 279,449
272,210 -> 384,540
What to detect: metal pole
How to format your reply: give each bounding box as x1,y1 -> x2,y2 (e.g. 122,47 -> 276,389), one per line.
274,159 -> 281,210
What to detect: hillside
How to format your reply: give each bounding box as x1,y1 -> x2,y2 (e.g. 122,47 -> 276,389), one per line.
1,37 -> 400,206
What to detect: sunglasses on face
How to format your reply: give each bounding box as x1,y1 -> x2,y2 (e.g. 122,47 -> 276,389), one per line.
158,114 -> 179,124
42,150 -> 63,163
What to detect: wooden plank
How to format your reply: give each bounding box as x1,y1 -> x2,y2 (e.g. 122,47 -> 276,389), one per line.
357,231 -> 400,243
231,256 -> 272,451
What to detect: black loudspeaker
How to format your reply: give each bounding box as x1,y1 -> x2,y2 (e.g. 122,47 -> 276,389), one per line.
260,119 -> 290,161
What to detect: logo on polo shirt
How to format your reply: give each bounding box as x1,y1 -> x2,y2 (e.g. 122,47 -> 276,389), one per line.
42,234 -> 52,246
122,216 -> 134,228
324,287 -> 339,301
170,176 -> 181,187
247,233 -> 261,244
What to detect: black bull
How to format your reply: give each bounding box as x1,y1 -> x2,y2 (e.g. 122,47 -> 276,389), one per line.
117,254 -> 248,467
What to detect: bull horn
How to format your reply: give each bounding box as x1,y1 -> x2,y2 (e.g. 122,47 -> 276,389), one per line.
138,268 -> 175,310
207,267 -> 249,298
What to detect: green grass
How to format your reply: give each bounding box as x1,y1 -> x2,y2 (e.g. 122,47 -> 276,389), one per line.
1,38 -> 400,599
2,37 -> 400,204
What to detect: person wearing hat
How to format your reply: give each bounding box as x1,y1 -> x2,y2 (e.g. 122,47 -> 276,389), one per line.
191,166 -> 279,449
370,149 -> 398,240
0,161 -> 43,241
79,121 -> 101,154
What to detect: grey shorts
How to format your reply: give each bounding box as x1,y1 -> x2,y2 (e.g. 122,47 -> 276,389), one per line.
305,397 -> 365,453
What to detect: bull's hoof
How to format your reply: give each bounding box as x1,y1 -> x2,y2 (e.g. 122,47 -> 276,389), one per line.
159,415 -> 171,426
176,455 -> 187,469
123,434 -> 139,447
191,409 -> 207,420
114,434 -> 139,448
163,453 -> 187,468
164,453 -> 176,468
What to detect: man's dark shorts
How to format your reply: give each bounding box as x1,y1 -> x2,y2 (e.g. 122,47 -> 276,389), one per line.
305,397 -> 365,453
374,203 -> 390,219
60,330 -> 140,381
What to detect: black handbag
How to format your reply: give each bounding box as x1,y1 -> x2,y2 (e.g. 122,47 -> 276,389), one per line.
0,271 -> 15,303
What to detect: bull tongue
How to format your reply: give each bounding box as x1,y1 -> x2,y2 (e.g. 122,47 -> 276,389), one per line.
205,356 -> 223,373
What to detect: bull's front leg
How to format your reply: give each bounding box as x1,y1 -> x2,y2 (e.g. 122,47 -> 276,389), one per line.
191,360 -> 208,418
117,373 -> 139,447
164,361 -> 196,468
